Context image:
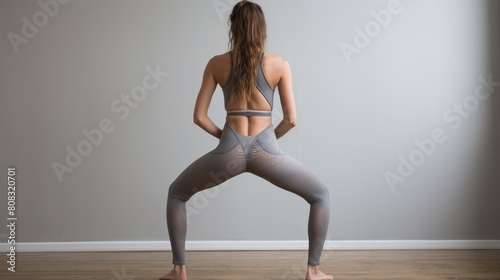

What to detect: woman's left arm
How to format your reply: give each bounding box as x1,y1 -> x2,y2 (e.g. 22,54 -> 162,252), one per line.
193,58 -> 222,139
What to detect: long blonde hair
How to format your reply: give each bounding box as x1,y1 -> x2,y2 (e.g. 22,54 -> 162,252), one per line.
228,0 -> 267,103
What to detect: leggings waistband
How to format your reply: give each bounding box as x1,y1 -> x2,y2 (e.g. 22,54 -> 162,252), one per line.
211,123 -> 282,157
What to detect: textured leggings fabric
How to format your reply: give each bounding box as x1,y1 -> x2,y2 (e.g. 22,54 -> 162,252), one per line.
166,124 -> 330,265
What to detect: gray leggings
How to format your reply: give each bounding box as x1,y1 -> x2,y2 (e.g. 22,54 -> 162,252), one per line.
166,123 -> 330,265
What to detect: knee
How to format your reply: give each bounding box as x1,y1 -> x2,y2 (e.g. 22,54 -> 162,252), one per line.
168,182 -> 190,202
168,179 -> 208,202
310,185 -> 330,205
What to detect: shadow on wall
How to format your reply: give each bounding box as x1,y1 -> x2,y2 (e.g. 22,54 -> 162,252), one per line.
470,1 -> 500,239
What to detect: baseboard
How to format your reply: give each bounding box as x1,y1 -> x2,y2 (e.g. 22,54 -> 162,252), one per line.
2,240 -> 500,252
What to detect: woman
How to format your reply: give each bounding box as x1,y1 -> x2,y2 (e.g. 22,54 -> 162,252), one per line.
161,1 -> 333,279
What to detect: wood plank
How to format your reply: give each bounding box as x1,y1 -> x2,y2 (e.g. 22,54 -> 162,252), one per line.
0,250 -> 499,279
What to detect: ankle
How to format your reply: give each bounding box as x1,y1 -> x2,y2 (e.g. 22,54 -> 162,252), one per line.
307,265 -> 320,274
173,264 -> 186,273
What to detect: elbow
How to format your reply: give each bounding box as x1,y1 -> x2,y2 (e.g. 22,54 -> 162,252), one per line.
193,114 -> 204,126
286,116 -> 297,128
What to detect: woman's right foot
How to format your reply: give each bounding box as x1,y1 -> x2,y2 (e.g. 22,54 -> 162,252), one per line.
306,265 -> 334,280
159,264 -> 187,280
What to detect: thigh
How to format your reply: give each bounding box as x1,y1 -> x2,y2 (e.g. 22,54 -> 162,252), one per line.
248,133 -> 329,204
249,152 -> 328,203
169,141 -> 245,201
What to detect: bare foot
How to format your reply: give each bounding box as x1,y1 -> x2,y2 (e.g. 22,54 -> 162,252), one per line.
159,264 -> 187,280
306,265 -> 334,280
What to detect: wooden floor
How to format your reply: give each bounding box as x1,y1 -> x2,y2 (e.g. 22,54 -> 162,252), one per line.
1,250 -> 500,280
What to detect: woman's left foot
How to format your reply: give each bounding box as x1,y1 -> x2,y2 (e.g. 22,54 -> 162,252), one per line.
159,265 -> 187,280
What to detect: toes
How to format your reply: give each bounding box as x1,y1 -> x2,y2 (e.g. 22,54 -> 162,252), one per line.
158,271 -> 175,280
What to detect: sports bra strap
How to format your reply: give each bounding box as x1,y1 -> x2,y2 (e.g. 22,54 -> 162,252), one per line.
223,52 -> 275,114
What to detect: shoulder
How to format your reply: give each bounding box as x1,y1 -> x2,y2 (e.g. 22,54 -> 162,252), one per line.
264,53 -> 288,65
264,53 -> 290,73
205,52 -> 231,72
203,52 -> 232,84
264,53 -> 291,79
208,52 -> 231,65
201,52 -> 230,77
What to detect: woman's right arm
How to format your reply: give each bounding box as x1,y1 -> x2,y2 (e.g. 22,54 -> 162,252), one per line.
274,59 -> 297,139
193,58 -> 222,139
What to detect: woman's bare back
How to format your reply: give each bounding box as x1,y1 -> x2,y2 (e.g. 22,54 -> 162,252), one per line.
211,52 -> 283,136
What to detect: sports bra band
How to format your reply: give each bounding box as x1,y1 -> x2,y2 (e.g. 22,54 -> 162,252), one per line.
226,109 -> 272,117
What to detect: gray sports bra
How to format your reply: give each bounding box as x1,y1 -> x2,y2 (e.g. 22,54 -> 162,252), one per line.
223,52 -> 275,117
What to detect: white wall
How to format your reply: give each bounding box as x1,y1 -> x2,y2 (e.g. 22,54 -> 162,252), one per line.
0,0 -> 499,247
